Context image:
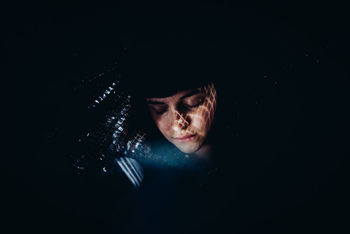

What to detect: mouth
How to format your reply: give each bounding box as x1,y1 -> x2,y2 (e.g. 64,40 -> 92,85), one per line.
174,134 -> 197,142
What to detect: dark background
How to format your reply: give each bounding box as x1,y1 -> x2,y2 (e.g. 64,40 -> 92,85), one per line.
3,1 -> 349,233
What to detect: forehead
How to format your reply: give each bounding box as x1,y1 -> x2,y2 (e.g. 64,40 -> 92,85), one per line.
146,88 -> 201,103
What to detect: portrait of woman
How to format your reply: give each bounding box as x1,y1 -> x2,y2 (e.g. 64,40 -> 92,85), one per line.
146,83 -> 216,155
5,3 -> 348,234
122,37 -> 224,171
113,37 -> 228,233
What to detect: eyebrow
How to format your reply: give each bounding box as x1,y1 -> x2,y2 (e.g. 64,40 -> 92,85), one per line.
146,89 -> 201,105
146,100 -> 165,105
180,89 -> 200,100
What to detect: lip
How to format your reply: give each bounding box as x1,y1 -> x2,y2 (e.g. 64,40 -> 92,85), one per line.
174,134 -> 196,141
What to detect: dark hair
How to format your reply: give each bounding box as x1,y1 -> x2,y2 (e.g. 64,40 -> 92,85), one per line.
121,36 -> 228,99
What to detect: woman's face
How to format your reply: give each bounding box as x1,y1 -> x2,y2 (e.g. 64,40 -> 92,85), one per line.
146,83 -> 217,154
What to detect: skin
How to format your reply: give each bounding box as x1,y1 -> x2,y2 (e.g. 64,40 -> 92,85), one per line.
146,83 -> 217,156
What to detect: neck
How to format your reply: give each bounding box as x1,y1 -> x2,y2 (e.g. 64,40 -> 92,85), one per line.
194,144 -> 212,162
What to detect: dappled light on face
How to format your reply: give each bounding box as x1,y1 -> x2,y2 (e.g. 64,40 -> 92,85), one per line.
172,110 -> 191,132
169,83 -> 217,153
146,83 -> 217,154
176,84 -> 216,136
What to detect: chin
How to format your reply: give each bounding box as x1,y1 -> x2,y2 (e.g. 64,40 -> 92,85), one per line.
175,143 -> 201,154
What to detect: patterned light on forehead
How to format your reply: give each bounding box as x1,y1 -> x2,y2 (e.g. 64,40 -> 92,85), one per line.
201,83 -> 217,124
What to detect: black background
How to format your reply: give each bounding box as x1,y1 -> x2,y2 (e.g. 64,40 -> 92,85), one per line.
3,1 -> 349,233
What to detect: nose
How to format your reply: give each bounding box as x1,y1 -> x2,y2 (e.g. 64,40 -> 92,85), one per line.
173,111 -> 190,131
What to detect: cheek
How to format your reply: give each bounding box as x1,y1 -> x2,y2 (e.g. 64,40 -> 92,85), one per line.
153,115 -> 172,137
190,114 -> 206,130
188,113 -> 209,138
189,104 -> 216,137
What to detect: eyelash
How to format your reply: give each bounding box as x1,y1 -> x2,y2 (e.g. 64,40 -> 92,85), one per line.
154,100 -> 204,115
155,110 -> 166,115
184,98 -> 204,108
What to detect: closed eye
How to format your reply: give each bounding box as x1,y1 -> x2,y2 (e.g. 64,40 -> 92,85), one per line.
184,102 -> 202,108
154,109 -> 167,115
149,105 -> 168,115
183,95 -> 204,108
